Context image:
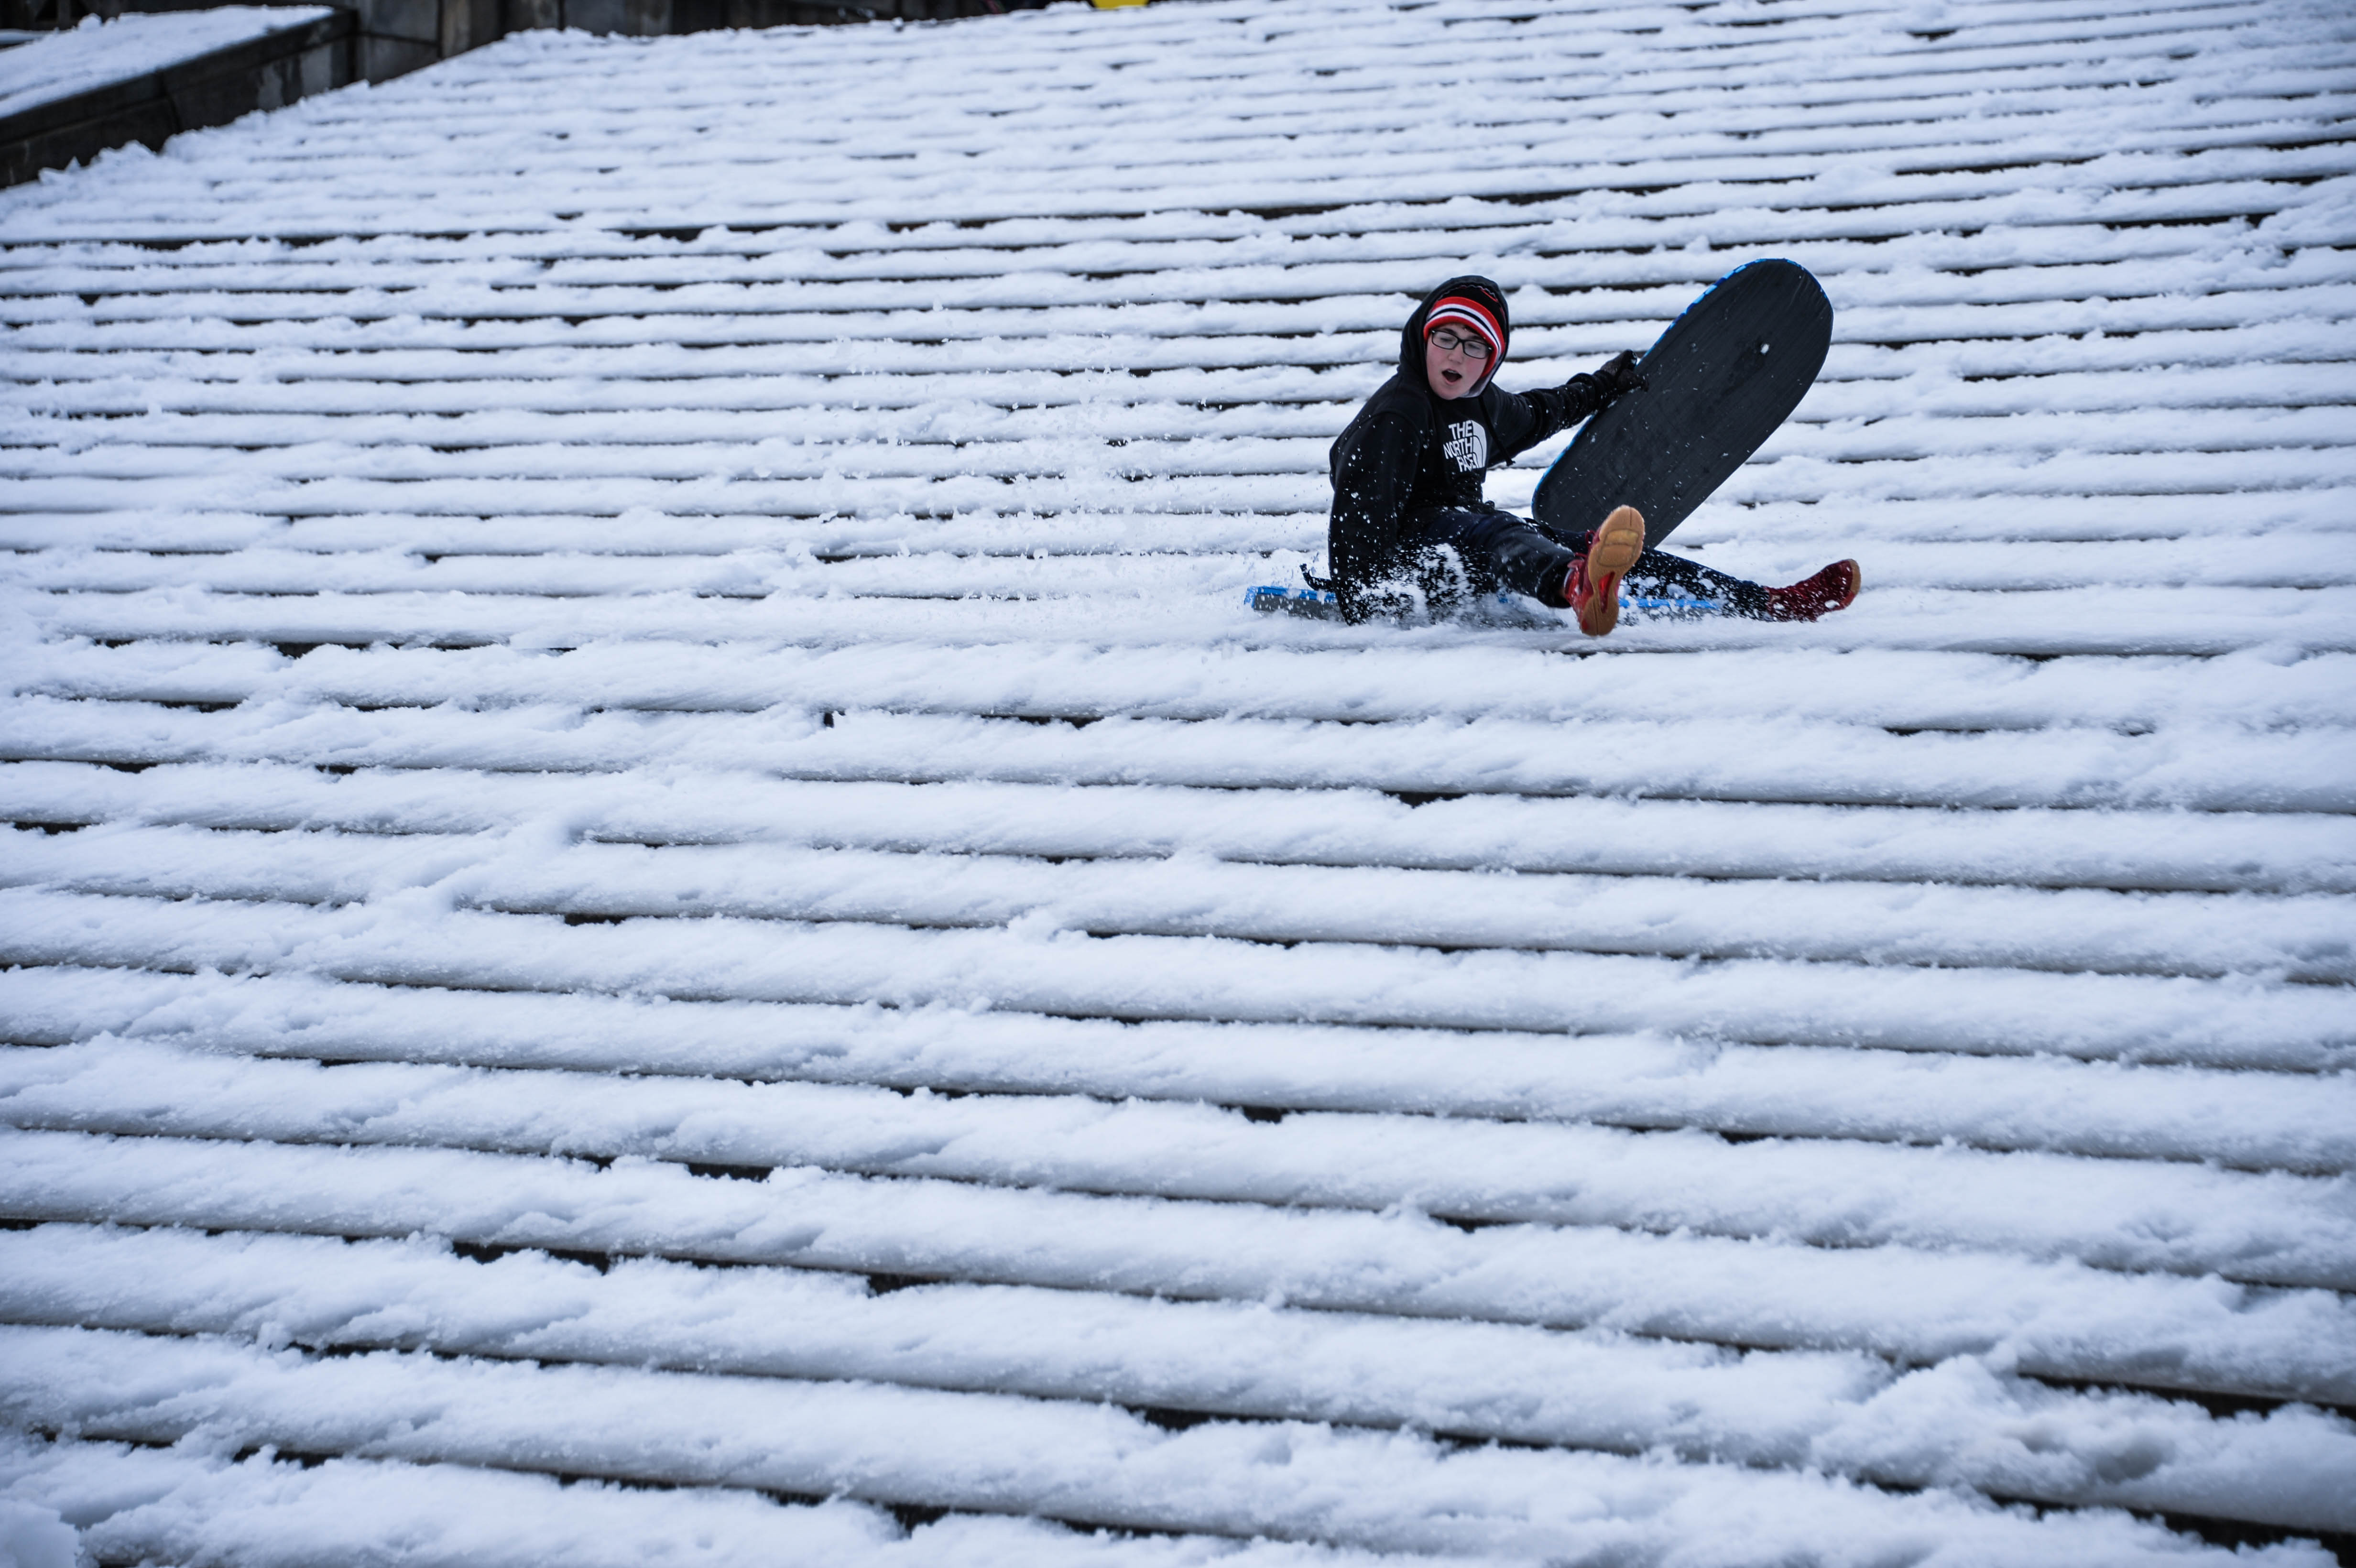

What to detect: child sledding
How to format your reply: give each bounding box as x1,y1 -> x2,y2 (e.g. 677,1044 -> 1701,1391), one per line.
1259,263 -> 1860,633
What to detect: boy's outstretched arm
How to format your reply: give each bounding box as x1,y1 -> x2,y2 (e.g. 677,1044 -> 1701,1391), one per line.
1504,349 -> 1646,454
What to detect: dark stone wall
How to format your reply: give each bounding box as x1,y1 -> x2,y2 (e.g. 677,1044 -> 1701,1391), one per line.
0,7 -> 355,185
10,0 -> 1050,47
505,0 -> 1049,33
2,0 -> 502,82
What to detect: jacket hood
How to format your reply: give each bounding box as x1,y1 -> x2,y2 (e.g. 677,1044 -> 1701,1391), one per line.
1400,275 -> 1511,398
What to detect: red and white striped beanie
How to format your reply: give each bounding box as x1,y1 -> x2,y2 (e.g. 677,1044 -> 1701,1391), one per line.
1423,295 -> 1504,361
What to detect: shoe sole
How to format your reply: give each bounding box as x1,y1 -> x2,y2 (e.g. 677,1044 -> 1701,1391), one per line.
1578,505 -> 1646,636
1831,559 -> 1862,611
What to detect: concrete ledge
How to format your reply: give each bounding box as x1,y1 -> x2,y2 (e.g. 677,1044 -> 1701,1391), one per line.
0,7 -> 352,184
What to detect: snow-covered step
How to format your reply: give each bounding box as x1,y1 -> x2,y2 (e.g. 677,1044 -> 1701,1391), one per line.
6,961 -> 2347,1162
53,108 -> 2355,222
0,403 -> 1359,450
235,115 -> 2352,187
10,355 -> 2354,440
20,637 -> 2353,734
12,176 -> 2350,284
3,492 -> 2346,569
10,283 -> 2350,398
224,5 -> 2335,77
6,1126 -> 2351,1409
8,376 -> 2355,455
276,35 -> 2336,128
13,584 -> 2356,662
12,318 -> 2350,404
1,433 -> 1347,481
28,161 -> 2348,253
6,824 -> 2346,980
8,204 -> 2350,298
3,888 -> 2345,1070
68,110 -> 2354,221
69,155 -> 2339,238
10,244 -> 2353,328
10,532 -> 2356,595
9,320 -> 2345,406
299,35 -> 2356,107
11,761 -> 2351,896
13,280 -> 2352,354
10,697 -> 2350,814
0,1433 -> 1248,1568
11,408 -> 2354,484
8,1037 -> 2353,1282
0,507 -> 1326,558
67,63 -> 2323,135
7,489 -> 2350,559
8,230 -> 2349,318
6,1223 -> 2352,1535
11,449 -> 2353,526
9,1322 -> 2326,1562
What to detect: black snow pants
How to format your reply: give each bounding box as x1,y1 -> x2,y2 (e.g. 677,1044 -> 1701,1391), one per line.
1408,507 -> 1770,617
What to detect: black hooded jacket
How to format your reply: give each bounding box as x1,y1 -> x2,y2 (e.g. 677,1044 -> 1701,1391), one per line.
1326,276 -> 1615,614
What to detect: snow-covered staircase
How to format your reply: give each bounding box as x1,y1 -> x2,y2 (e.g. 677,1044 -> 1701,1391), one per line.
2,0 -> 2354,1561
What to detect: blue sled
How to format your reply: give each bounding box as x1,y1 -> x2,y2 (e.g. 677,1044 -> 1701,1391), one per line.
1244,583 -> 1342,619
1246,585 -> 1723,622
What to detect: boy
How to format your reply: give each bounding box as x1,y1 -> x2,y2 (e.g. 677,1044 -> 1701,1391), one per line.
1322,274 -> 1859,633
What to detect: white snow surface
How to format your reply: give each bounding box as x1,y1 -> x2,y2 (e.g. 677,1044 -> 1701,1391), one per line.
1,0 -> 2354,1560
0,8 -> 335,123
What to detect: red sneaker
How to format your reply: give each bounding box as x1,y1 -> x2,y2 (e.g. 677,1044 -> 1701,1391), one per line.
1765,559 -> 1861,622
1564,504 -> 1646,637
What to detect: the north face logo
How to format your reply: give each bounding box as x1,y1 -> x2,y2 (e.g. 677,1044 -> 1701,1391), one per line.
1443,420 -> 1487,471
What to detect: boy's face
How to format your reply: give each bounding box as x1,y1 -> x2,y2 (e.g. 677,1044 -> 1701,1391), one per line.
1425,329 -> 1485,399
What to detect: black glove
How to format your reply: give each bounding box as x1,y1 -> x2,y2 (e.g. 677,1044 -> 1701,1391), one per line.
1593,349 -> 1646,399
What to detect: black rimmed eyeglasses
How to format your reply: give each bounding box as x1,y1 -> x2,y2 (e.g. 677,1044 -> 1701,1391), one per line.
1428,328 -> 1492,361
